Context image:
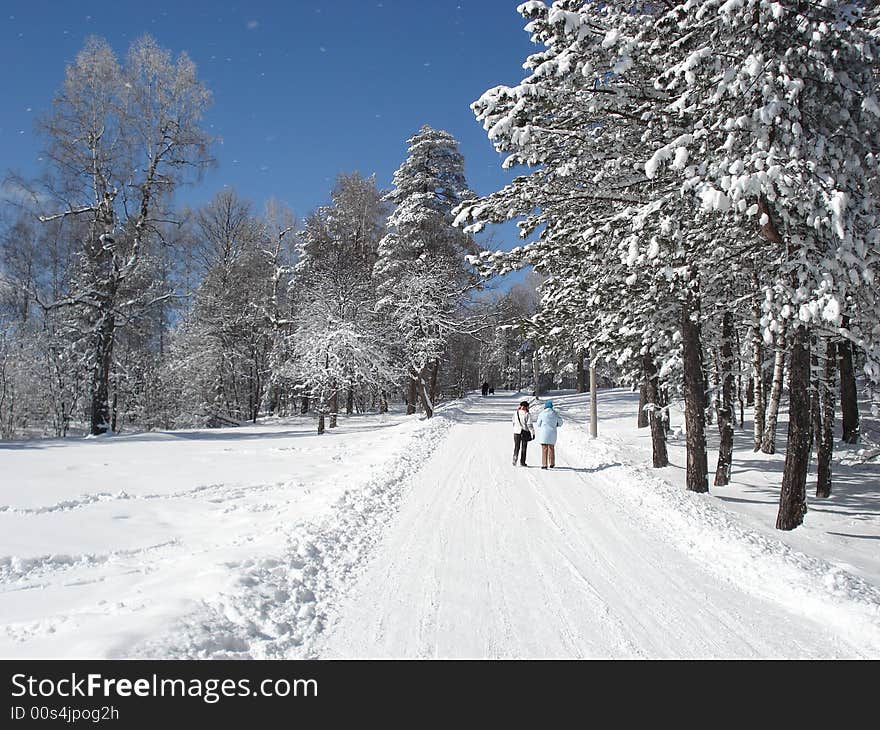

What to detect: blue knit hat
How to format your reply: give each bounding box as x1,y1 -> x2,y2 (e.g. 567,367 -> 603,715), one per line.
545,400 -> 553,408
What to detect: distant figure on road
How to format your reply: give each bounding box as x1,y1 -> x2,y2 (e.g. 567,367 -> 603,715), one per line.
488,385 -> 495,395
535,400 -> 563,469
481,381 -> 489,397
512,400 -> 535,467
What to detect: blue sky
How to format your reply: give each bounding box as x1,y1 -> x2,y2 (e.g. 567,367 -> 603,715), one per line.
0,1 -> 537,254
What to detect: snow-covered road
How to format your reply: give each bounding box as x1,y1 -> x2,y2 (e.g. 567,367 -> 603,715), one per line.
2,390 -> 878,658
321,393 -> 880,658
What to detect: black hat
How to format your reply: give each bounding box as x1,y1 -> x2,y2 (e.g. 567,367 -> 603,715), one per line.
519,401 -> 530,407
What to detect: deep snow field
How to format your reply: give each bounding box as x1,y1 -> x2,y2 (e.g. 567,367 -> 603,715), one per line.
0,389 -> 877,658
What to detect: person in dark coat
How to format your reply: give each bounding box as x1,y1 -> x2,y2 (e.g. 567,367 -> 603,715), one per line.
481,382 -> 489,396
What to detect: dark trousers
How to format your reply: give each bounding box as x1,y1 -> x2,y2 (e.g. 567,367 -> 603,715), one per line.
513,432 -> 529,465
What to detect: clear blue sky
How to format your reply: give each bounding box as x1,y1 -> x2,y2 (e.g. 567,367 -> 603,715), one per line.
1,1 -> 536,254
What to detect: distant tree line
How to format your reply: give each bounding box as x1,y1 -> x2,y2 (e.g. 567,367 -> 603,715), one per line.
0,35 -> 548,441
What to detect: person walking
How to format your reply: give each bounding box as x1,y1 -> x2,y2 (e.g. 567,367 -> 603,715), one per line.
535,400 -> 563,469
481,381 -> 490,397
511,400 -> 535,467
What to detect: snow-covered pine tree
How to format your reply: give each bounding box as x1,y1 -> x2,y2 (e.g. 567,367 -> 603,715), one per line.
376,125 -> 477,417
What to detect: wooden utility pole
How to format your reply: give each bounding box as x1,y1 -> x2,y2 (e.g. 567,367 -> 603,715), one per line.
590,356 -> 597,439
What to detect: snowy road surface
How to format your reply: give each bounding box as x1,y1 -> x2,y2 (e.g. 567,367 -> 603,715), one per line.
2,390 -> 878,658
321,393 -> 880,658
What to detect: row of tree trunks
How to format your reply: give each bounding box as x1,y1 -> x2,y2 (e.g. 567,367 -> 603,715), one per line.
714,310 -> 735,487
681,278 -> 709,493
642,349 -> 668,468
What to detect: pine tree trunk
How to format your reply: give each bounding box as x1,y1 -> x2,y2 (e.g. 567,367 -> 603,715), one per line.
777,324 -> 810,530
761,321 -> 787,454
839,316 -> 859,444
346,387 -> 353,416
751,317 -> 765,451
379,391 -> 388,413
712,348 -> 722,426
637,381 -> 649,428
317,402 -> 325,435
714,311 -> 735,486
643,350 -> 668,468
661,385 -> 671,433
681,284 -> 708,493
329,389 -> 338,428
576,349 -> 585,394
809,343 -> 821,454
816,338 -> 836,498
300,396 -> 309,415
736,326 -> 745,429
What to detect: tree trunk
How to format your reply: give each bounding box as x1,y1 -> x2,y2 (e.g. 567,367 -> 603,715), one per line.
681,282 -> 708,493
317,410 -> 325,435
300,396 -> 309,415
736,326 -> 745,430
406,377 -> 417,415
89,312 -> 115,435
751,315 -> 765,451
712,348 -> 722,426
110,365 -> 119,433
761,321 -> 787,454
379,390 -> 388,414
839,315 -> 860,444
816,338 -> 836,498
714,311 -> 735,486
346,387 -> 354,416
429,359 -> 440,406
329,389 -> 338,428
777,324 -> 811,530
809,343 -> 821,455
637,381 -> 649,428
532,351 -> 540,397
416,365 -> 434,418
660,385 -> 671,433
643,349 -> 668,468
576,349 -> 585,394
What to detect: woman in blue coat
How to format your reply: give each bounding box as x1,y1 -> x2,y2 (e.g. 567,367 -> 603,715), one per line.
534,400 -> 563,469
